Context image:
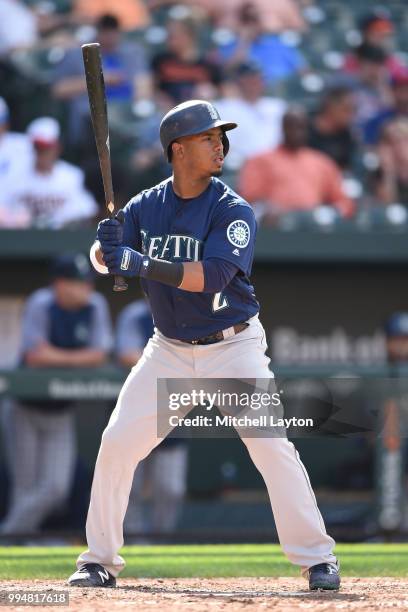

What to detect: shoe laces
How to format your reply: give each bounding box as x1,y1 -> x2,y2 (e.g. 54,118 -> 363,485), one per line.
312,562 -> 338,574
78,563 -> 99,573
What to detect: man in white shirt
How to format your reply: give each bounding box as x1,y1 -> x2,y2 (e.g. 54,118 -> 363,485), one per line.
0,117 -> 98,228
215,62 -> 286,169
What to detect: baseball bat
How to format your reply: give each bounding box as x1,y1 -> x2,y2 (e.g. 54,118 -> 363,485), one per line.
81,42 -> 128,292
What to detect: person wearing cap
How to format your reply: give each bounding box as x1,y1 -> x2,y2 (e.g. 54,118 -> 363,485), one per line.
68,99 -> 340,591
385,313 -> 408,363
340,43 -> 393,127
0,254 -> 113,537
343,8 -> 406,81
0,117 -> 98,229
215,62 -> 286,167
383,312 -> 408,534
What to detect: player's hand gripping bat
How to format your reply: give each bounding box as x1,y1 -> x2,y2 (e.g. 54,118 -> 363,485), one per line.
82,42 -> 128,291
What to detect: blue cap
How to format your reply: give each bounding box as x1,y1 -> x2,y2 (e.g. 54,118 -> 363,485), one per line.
51,253 -> 93,281
385,313 -> 408,336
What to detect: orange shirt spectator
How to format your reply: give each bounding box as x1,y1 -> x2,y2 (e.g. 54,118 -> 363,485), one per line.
74,0 -> 150,31
239,109 -> 354,220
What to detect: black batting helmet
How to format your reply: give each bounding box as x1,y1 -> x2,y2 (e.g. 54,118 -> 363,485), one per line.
159,99 -> 238,162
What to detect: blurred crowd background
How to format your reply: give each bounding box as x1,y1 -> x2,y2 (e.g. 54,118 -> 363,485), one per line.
1,0 -> 408,228
1,0 -> 408,545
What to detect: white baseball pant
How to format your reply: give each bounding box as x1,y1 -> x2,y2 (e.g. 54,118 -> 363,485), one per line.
77,315 -> 336,576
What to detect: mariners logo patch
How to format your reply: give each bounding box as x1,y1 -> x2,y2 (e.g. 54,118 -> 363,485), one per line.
227,220 -> 250,248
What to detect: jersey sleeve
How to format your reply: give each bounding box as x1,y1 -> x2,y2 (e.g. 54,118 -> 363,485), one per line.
88,293 -> 114,352
202,202 -> 257,275
116,303 -> 147,356
20,291 -> 50,353
122,194 -> 142,251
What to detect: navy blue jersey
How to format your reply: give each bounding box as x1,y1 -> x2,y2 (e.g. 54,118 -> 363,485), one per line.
49,302 -> 93,349
122,177 -> 259,340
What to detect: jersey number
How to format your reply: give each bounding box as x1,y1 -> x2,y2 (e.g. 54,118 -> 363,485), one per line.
212,291 -> 229,312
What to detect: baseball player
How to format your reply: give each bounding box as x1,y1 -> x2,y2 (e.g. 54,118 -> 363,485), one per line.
0,254 -> 112,537
67,99 -> 340,591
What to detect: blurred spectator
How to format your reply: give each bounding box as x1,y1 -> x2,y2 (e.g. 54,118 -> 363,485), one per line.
148,0 -> 306,32
152,16 -> 223,105
73,0 -> 150,31
215,62 -> 286,167
0,0 -> 70,53
343,8 -> 406,80
364,70 -> 408,145
0,117 -> 98,229
0,254 -> 113,537
0,97 -> 32,183
372,118 -> 408,206
129,95 -> 172,194
384,312 -> 408,363
52,14 -> 152,144
343,43 -> 393,126
308,86 -> 357,171
116,299 -> 187,535
238,107 -> 354,223
0,0 -> 38,57
214,2 -> 305,86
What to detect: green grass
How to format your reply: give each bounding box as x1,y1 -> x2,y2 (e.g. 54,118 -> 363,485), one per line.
0,544 -> 407,580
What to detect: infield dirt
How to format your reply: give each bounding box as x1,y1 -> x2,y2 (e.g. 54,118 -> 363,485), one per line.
2,577 -> 408,611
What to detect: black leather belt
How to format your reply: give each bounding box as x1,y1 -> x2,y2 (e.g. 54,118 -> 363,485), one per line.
181,322 -> 249,345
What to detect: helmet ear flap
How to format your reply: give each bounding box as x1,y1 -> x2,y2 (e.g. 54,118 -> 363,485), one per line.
222,132 -> 230,157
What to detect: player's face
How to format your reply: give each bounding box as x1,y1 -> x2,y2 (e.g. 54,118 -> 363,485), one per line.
178,128 -> 225,178
54,279 -> 93,309
283,113 -> 308,150
34,142 -> 60,171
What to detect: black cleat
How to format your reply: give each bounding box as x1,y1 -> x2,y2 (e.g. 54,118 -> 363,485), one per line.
67,563 -> 116,588
308,562 -> 340,591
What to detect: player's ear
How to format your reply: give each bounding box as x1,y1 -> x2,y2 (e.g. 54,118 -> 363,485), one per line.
172,140 -> 184,160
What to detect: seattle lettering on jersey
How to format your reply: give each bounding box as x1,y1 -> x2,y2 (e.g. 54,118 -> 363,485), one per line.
123,177 -> 259,340
140,230 -> 202,262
